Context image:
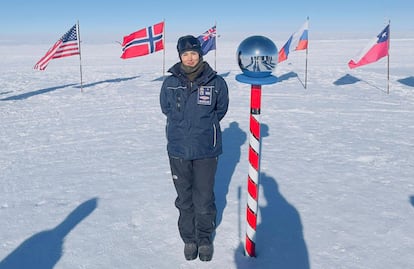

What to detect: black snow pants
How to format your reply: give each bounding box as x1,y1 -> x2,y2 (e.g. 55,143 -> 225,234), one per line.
169,157 -> 217,246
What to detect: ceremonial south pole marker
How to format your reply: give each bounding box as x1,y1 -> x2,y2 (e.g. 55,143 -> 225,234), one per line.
235,36 -> 278,257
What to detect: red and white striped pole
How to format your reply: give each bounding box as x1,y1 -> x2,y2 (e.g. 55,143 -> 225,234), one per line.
235,35 -> 278,258
245,84 -> 262,257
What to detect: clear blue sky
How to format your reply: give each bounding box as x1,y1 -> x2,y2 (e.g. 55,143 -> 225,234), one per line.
1,0 -> 413,43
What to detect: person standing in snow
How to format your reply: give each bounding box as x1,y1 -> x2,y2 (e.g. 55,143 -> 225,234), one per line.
160,35 -> 229,262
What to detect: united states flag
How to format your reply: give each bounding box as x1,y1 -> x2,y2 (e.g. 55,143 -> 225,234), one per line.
120,22 -> 164,59
34,24 -> 80,70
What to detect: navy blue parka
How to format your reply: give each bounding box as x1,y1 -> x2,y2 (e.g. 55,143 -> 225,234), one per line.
160,62 -> 229,160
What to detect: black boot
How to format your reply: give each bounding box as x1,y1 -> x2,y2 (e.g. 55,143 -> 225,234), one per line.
198,244 -> 213,261
184,243 -> 198,261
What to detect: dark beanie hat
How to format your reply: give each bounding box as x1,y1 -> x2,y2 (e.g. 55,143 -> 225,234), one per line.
177,35 -> 202,56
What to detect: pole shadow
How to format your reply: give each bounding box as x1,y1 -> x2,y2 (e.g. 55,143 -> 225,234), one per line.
0,197 -> 98,269
277,71 -> 307,88
0,84 -> 77,101
234,173 -> 310,269
215,122 -> 247,227
334,73 -> 388,93
74,76 -> 139,89
234,123 -> 309,268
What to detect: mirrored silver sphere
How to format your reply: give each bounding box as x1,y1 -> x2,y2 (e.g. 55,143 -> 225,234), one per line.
237,36 -> 278,78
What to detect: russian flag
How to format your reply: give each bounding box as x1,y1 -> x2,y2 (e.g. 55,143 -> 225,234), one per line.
278,19 -> 309,63
278,36 -> 292,62
296,28 -> 308,50
348,24 -> 389,69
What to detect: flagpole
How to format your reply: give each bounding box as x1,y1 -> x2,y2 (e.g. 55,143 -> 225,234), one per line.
76,20 -> 84,92
162,18 -> 166,80
387,20 -> 390,94
214,21 -> 217,71
304,16 -> 309,89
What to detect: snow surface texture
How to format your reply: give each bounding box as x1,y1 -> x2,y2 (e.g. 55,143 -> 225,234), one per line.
1,38 -> 413,269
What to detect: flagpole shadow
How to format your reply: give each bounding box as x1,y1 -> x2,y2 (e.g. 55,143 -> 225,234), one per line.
278,69 -> 306,89
359,78 -> 388,93
0,91 -> 13,96
0,84 -> 77,101
74,76 -> 139,89
296,74 -> 306,89
335,73 -> 389,93
277,71 -> 298,83
218,71 -> 231,78
0,198 -> 98,269
152,75 -> 166,82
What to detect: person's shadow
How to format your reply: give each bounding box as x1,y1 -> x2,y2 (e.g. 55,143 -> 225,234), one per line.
235,124 -> 309,268
410,196 -> 414,207
215,122 -> 247,227
0,198 -> 98,269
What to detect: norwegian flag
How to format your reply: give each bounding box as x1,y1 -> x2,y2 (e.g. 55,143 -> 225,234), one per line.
34,24 -> 80,70
121,22 -> 164,59
197,26 -> 216,56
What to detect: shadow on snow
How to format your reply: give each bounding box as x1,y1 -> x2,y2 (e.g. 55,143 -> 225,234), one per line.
0,84 -> 77,101
334,74 -> 414,92
0,198 -> 98,269
74,76 -> 139,89
234,124 -> 309,269
1,76 -> 140,101
397,76 -> 414,87
218,71 -> 231,78
333,73 -> 361,85
333,73 -> 389,93
215,122 -> 247,228
410,196 -> 414,207
152,75 -> 166,82
152,72 -> 231,82
277,71 -> 298,83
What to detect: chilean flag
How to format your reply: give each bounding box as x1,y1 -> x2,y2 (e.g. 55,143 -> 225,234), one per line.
348,24 -> 390,69
278,19 -> 309,63
121,21 -> 164,59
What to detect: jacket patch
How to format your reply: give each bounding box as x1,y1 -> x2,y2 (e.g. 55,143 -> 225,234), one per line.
198,86 -> 213,105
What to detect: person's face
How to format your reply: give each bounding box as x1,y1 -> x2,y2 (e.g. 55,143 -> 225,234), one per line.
181,51 -> 200,67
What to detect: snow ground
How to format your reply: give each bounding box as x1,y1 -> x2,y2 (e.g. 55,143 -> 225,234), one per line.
1,38 -> 413,268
